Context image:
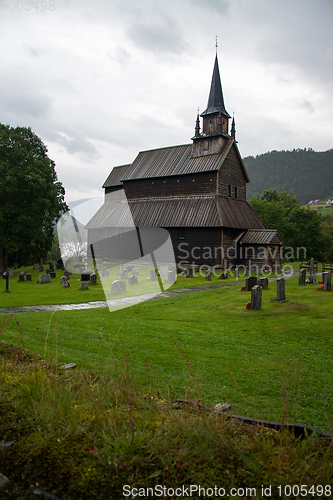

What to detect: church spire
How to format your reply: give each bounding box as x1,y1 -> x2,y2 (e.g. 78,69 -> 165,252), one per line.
194,109 -> 201,137
201,54 -> 231,120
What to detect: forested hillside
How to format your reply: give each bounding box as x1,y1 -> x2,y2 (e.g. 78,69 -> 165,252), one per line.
244,148 -> 333,204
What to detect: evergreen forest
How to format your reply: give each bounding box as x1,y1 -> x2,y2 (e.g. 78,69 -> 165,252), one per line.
244,148 -> 333,204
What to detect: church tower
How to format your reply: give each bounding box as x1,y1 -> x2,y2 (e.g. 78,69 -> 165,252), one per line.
192,54 -> 231,157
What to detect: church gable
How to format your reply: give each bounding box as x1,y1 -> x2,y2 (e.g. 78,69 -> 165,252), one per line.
218,143 -> 248,200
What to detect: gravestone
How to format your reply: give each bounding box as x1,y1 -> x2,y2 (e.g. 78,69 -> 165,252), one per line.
39,265 -> 44,272
128,275 -> 138,285
308,257 -> 316,284
101,267 -> 109,278
160,265 -> 169,276
235,267 -> 239,279
111,280 -> 126,293
132,267 -> 140,275
63,270 -> 71,279
18,274 -> 25,282
123,269 -> 129,279
150,269 -> 157,281
117,264 -> 124,276
39,274 -> 51,284
81,282 -> 89,290
26,274 -> 32,281
48,261 -> 54,271
251,284 -> 262,310
126,265 -> 133,272
245,266 -> 249,277
245,276 -> 257,291
33,263 -> 39,270
9,268 -> 14,277
322,272 -> 332,291
81,272 -> 92,282
89,274 -> 97,285
168,269 -> 176,283
218,272 -> 228,280
205,270 -> 212,281
56,258 -> 64,270
258,277 -> 268,289
61,276 -> 70,288
276,277 -> 286,301
184,268 -> 193,278
299,269 -> 306,286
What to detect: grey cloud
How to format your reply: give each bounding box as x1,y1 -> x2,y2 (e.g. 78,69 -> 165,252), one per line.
23,44 -> 42,57
127,15 -> 186,55
298,100 -> 314,113
190,0 -> 230,16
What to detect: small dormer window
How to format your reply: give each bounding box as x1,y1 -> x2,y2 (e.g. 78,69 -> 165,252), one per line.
234,186 -> 238,198
228,185 -> 232,197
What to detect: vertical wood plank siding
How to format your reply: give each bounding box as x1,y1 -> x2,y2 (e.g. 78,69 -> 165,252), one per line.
218,146 -> 247,199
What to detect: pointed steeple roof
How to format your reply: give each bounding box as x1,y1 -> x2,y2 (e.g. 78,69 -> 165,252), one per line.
201,54 -> 231,119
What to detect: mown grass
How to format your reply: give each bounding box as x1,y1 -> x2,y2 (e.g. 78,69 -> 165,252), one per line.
0,342 -> 332,500
1,276 -> 333,436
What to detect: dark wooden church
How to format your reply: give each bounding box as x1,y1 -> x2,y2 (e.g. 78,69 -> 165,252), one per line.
86,55 -> 283,270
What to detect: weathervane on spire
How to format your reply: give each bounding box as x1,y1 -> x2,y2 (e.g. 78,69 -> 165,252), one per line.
215,36 -> 218,54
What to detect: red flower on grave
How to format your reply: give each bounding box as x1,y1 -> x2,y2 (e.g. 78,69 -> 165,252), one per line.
36,281 -> 39,284
318,281 -> 323,284
315,287 -> 318,290
246,302 -> 251,310
241,286 -> 246,292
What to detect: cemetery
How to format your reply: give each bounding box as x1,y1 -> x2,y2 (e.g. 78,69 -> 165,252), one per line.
1,260 -> 332,496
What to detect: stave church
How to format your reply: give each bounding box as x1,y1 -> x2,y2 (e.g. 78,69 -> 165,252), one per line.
86,54 -> 283,269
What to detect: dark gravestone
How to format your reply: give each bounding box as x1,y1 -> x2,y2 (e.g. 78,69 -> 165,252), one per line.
245,266 -> 249,277
184,268 -> 193,278
89,274 -> 97,285
26,274 -> 32,281
48,261 -> 54,271
39,265 -> 44,272
308,257 -> 316,284
205,270 -> 212,281
258,277 -> 268,289
251,284 -> 262,310
299,269 -> 306,286
128,275 -> 138,285
81,273 -> 91,282
123,269 -> 129,279
218,272 -> 228,280
276,278 -> 286,301
63,270 -> 71,279
245,276 -> 257,291
322,272 -> 332,291
150,269 -> 157,281
56,258 -> 64,270
18,274 -> 25,282
168,269 -> 176,283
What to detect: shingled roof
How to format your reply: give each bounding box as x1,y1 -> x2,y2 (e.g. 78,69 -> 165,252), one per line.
85,195 -> 266,230
103,138 -> 249,187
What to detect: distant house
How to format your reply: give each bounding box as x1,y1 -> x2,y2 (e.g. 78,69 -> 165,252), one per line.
308,199 -> 322,206
86,55 -> 283,270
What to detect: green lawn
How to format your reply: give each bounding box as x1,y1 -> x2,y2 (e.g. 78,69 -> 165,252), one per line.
1,275 -> 332,433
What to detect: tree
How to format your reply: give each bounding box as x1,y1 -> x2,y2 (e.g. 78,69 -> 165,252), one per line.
250,189 -> 333,261
0,124 -> 68,272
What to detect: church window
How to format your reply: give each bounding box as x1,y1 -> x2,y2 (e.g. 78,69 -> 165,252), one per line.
228,184 -> 232,197
234,186 -> 238,198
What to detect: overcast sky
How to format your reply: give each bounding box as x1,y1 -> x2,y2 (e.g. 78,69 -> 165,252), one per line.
1,0 -> 332,203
